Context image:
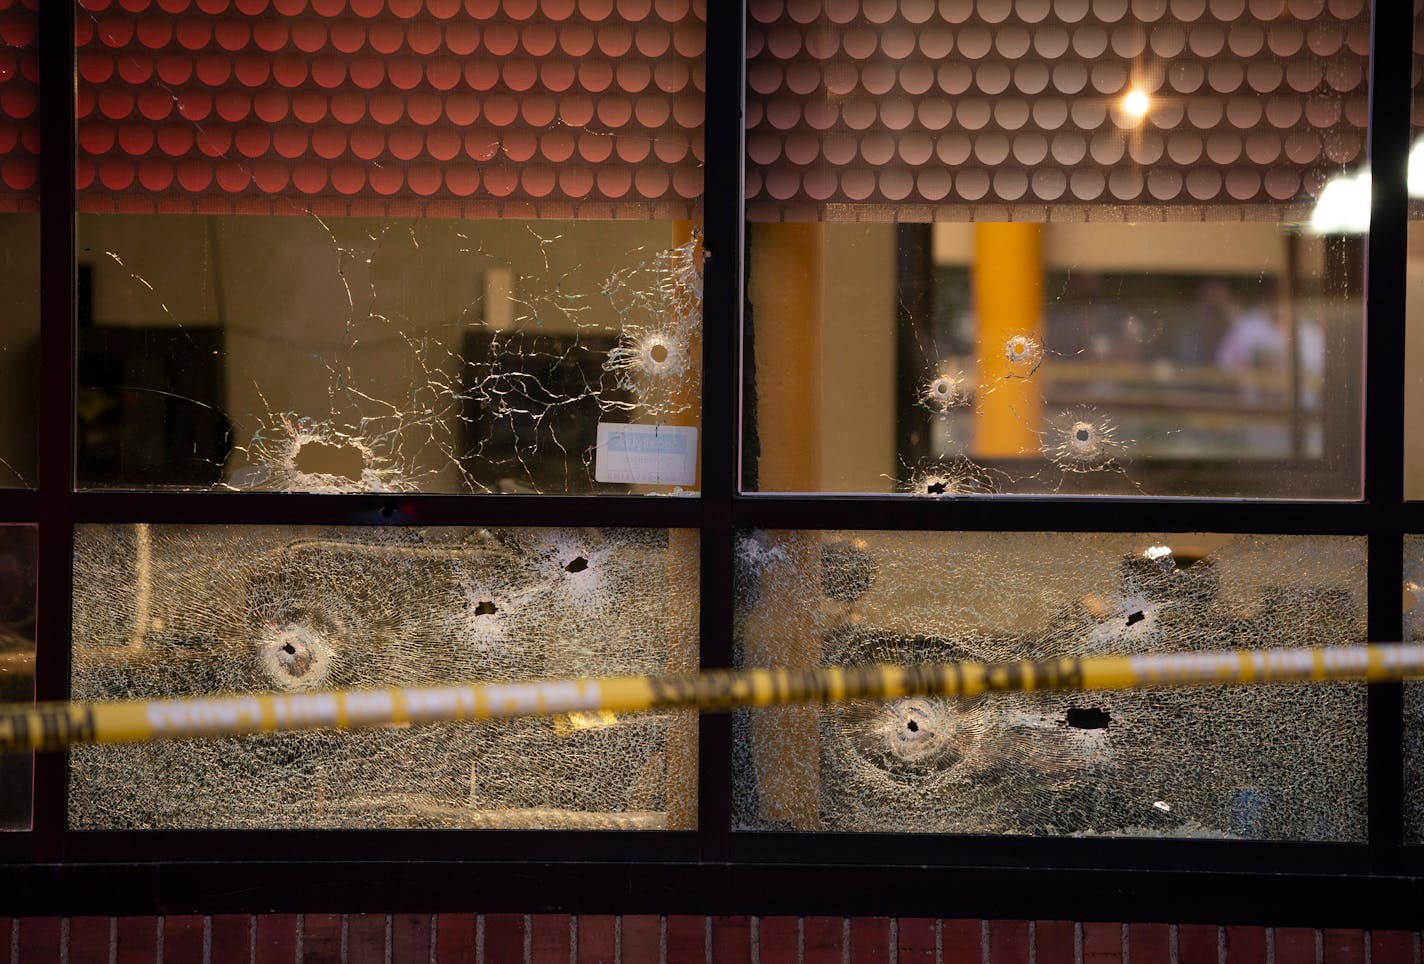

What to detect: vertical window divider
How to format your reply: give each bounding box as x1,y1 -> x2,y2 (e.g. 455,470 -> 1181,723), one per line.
1364,0 -> 1413,869
34,0 -> 77,862
696,0 -> 746,863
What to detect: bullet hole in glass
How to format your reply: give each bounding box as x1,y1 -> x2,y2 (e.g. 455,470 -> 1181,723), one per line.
292,440 -> 365,483
1125,610 -> 1146,627
474,600 -> 498,615
564,556 -> 589,573
1064,706 -> 1112,729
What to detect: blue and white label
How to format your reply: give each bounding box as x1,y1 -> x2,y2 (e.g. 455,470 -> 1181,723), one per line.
595,423 -> 698,486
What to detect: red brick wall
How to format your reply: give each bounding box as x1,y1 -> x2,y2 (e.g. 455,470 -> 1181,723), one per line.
2,916 -> 1419,963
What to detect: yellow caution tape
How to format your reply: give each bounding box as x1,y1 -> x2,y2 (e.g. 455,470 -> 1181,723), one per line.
2,642 -> 1422,754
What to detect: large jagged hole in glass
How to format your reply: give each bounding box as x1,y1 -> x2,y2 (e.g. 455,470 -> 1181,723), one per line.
69,524 -> 698,830
733,531 -> 1365,839
76,216 -> 703,494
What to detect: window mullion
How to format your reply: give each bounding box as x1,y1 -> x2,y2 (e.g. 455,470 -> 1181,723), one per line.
1363,0 -> 1413,865
33,0 -> 78,861
695,0 -> 746,862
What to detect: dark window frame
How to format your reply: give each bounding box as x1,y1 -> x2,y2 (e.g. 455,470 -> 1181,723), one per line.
1,1 -> 1421,925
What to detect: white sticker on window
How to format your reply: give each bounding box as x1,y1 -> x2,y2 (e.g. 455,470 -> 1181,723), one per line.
595,423 -> 697,486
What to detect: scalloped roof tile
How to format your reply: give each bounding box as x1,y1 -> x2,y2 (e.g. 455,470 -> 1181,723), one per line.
63,0 -> 704,218
746,0 -> 1370,221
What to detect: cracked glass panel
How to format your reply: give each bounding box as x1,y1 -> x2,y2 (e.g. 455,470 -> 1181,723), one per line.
69,524 -> 698,830
744,0 -> 1367,498
0,525 -> 35,830
1405,535 -> 1424,841
73,1 -> 705,493
0,0 -> 37,489
734,531 -> 1365,839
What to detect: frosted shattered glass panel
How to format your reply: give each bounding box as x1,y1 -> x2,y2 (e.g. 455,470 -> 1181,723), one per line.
1405,535 -> 1424,841
0,525 -> 35,829
733,531 -> 1366,839
69,524 -> 698,830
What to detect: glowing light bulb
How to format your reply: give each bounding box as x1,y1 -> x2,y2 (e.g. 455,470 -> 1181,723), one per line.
1121,88 -> 1151,120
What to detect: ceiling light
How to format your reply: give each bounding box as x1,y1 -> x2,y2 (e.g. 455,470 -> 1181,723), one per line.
1121,88 -> 1150,120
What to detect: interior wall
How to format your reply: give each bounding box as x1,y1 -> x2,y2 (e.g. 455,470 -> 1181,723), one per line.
934,221 -> 1290,274
1405,221 -> 1424,497
821,223 -> 898,492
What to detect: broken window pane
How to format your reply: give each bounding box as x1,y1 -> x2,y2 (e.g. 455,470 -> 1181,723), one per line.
73,1 -> 705,493
0,524 -> 35,830
744,0 -> 1367,498
77,217 -> 702,492
734,531 -> 1365,839
0,0 -> 38,489
69,524 -> 698,830
1404,534 -> 1424,841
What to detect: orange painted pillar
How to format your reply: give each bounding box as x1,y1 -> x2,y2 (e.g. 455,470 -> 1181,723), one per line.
972,222 -> 1044,457
749,223 -> 823,492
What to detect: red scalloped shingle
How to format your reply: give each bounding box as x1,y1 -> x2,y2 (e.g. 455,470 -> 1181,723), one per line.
747,0 -> 1370,219
0,0 -> 38,212
68,0 -> 703,217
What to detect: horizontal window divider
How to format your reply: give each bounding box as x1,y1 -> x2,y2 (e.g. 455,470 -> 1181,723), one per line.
732,495 -> 1373,535
55,829 -> 702,866
696,714 -> 733,863
1394,502 -> 1424,531
0,490 -> 38,521
2,859 -> 1422,924
65,491 -> 706,529
727,832 -> 1380,878
0,834 -> 31,863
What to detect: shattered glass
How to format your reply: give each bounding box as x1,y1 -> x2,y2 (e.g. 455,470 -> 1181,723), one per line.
733,531 -> 1366,839
747,222 -> 1362,498
72,0 -> 706,493
1404,535 -> 1424,841
0,525 -> 34,830
77,216 -> 703,493
69,524 -> 698,830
